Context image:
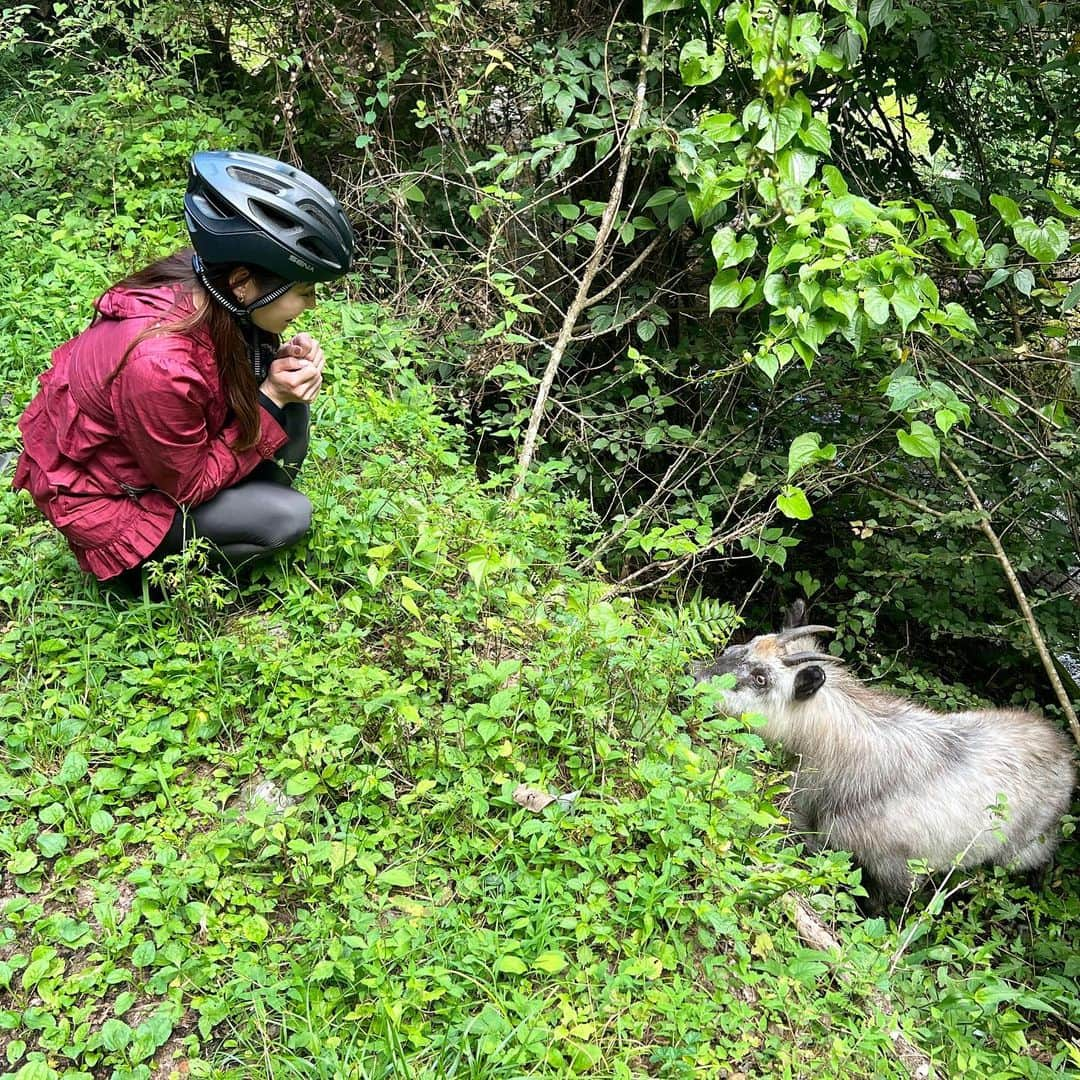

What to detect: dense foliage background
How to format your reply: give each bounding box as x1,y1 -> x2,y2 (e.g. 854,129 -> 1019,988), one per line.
0,0 -> 1078,1077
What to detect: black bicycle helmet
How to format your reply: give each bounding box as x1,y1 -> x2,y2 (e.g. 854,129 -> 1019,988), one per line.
184,150 -> 353,283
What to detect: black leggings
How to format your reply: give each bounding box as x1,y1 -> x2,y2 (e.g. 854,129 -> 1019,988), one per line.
116,403 -> 311,590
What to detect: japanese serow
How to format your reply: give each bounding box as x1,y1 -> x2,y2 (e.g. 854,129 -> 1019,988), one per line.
695,619 -> 1076,911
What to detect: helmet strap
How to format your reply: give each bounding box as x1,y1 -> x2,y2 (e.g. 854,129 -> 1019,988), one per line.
192,253 -> 292,380
192,252 -> 295,321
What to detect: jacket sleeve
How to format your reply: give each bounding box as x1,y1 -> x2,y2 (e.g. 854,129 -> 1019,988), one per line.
113,336 -> 289,507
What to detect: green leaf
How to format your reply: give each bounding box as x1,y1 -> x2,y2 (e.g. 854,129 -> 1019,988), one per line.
984,268 -> 1010,290
131,939 -> 157,966
941,303 -> 977,336
950,208 -> 979,238
890,281 -> 922,331
667,196 -> 691,231
885,373 -> 923,412
548,143 -> 578,179
494,954 -> 528,974
644,187 -> 677,209
642,0 -> 684,19
569,1043 -> 603,1074
377,865 -> 417,889
36,833 -> 67,858
757,101 -> 804,153
700,112 -> 743,143
533,951 -> 568,973
56,750 -> 89,785
466,545 -> 501,588
724,0 -> 752,46
791,335 -> 816,368
1013,268 -> 1035,296
285,771 -> 320,796
868,0 -> 893,27
710,227 -> 757,269
1040,189 -> 1080,219
777,148 -> 818,187
822,287 -> 858,322
709,268 -> 755,311
777,485 -> 813,520
798,116 -> 832,153
1061,279 -> 1080,313
679,39 -> 726,85
21,950 -> 57,990
143,1009 -> 176,1045
787,432 -> 837,479
821,164 -> 849,196
794,570 -> 821,598
754,352 -> 779,380
989,193 -> 1021,226
7,850 -> 38,875
897,421 -> 940,466
101,1018 -> 132,1052
90,809 -> 115,834
1013,217 -> 1069,263
114,991 -> 137,1016
863,287 -> 890,325
934,408 -> 959,434
241,915 -> 270,944
13,1063 -> 59,1080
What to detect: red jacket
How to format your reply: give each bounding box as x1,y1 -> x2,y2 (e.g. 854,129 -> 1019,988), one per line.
14,283 -> 288,580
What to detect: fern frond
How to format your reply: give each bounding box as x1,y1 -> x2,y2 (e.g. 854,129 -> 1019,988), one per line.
644,594 -> 740,657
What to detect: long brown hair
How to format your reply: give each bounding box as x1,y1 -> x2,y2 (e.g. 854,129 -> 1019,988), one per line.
105,248 -> 286,450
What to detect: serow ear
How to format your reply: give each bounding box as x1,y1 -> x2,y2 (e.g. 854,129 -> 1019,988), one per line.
783,598 -> 807,629
793,664 -> 826,700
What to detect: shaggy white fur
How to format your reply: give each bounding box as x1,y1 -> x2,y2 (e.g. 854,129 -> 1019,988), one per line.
697,629 -> 1076,908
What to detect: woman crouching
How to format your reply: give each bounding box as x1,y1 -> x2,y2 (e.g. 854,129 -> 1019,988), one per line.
13,150 -> 353,591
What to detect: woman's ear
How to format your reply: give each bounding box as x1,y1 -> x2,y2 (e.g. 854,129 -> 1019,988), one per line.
227,267 -> 253,300
793,665 -> 826,700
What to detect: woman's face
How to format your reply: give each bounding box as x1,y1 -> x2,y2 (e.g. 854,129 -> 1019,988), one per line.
250,282 -> 318,335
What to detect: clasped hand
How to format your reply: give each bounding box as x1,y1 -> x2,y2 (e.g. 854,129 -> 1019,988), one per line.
260,333 -> 326,407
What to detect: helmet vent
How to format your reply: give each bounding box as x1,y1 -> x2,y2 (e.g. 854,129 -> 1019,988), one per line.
306,204 -> 337,234
298,235 -> 330,259
195,190 -> 233,220
250,199 -> 300,234
229,166 -> 285,194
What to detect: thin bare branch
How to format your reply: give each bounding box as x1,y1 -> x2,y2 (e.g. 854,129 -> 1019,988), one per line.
943,454 -> 1080,746
511,25 -> 652,497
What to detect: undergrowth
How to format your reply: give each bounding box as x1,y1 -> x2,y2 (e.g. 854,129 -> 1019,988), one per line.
0,55 -> 1077,1080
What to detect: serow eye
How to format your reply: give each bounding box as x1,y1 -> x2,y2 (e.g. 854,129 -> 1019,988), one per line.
751,672 -> 768,689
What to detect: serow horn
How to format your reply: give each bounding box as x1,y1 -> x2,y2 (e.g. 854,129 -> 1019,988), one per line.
781,650 -> 840,667
773,624 -> 835,645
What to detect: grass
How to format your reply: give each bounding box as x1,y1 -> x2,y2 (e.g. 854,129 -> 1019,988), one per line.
0,58 -> 1078,1080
